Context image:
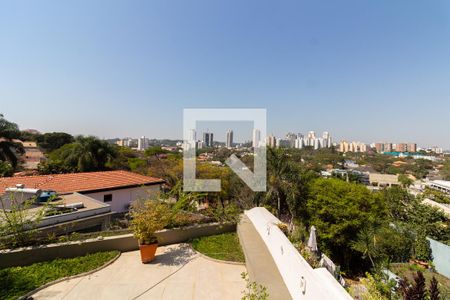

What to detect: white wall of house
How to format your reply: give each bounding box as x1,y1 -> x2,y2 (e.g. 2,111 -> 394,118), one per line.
85,185 -> 161,213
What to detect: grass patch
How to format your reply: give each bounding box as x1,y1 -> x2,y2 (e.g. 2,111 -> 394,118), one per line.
191,232 -> 245,263
0,251 -> 119,300
390,263 -> 450,298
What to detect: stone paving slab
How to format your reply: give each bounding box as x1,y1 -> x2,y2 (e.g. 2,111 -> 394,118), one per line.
32,244 -> 245,300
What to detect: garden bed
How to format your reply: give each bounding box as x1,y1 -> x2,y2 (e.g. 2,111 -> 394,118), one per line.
190,232 -> 245,263
0,222 -> 236,268
0,251 -> 119,300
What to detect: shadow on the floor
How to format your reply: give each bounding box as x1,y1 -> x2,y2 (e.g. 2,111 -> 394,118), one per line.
153,244 -> 197,267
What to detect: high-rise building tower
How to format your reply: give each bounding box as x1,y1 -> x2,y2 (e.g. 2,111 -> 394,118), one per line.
203,132 -> 214,147
384,143 -> 393,152
138,136 -> 148,151
188,129 -> 197,142
286,133 -> 297,148
322,131 -> 332,148
226,130 -> 233,148
396,143 -> 408,152
252,129 -> 261,148
266,135 -> 277,148
408,143 -> 417,153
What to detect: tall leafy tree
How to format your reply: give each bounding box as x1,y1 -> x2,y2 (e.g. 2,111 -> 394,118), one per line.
265,147 -> 309,221
37,132 -> 74,153
306,178 -> 386,270
38,136 -> 118,173
0,114 -> 24,168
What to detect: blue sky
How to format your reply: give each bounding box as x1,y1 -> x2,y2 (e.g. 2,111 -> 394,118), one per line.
1,1 -> 450,147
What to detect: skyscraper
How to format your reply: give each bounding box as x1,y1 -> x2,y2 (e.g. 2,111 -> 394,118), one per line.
266,135 -> 277,148
188,129 -> 197,142
322,131 -> 332,148
396,143 -> 408,152
203,132 -> 214,147
252,129 -> 261,148
408,143 -> 417,153
138,136 -> 148,151
226,130 -> 233,148
286,133 -> 297,148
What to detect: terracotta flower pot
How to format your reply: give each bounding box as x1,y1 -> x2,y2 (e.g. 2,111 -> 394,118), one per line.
139,242 -> 158,263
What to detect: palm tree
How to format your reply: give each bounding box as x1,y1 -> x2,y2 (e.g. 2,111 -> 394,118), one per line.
41,136 -> 118,173
265,147 -> 301,220
69,136 -> 118,172
0,114 -> 23,168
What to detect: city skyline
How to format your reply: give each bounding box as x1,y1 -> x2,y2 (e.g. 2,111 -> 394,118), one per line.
2,1 -> 450,147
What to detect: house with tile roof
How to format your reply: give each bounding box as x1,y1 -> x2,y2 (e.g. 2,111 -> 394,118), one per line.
0,170 -> 164,213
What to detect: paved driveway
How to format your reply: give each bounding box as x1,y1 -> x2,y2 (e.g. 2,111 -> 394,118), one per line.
33,244 -> 246,300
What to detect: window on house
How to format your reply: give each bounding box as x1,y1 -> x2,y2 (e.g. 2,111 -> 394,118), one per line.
104,194 -> 113,202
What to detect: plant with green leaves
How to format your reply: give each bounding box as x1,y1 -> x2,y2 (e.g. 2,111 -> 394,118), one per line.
0,160 -> 13,177
398,174 -> 413,188
357,273 -> 390,300
129,200 -> 172,244
0,114 -> 24,169
0,193 -> 47,248
241,272 -> 269,300
38,136 -> 118,174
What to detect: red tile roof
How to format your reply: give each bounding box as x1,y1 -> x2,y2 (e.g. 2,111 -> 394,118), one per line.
0,171 -> 164,194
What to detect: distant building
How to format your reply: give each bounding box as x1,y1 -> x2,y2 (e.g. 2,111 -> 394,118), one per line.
339,141 -> 367,153
203,132 -> 214,147
138,136 -> 149,151
374,142 -> 417,153
285,133 -> 297,148
428,180 -> 450,194
226,130 -> 233,148
430,146 -> 444,154
293,131 -> 332,150
384,143 -> 393,152
395,143 -> 408,153
196,141 -> 204,149
266,135 -> 277,148
369,173 -> 399,187
295,137 -> 304,149
188,129 -> 197,142
252,129 -> 261,148
322,132 -> 332,148
375,143 -> 384,153
408,143 -> 417,153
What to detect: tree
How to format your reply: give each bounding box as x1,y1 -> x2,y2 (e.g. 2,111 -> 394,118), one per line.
440,160 -> 450,181
0,161 -> 13,177
37,132 -> 74,153
398,174 -> 413,187
0,114 -> 24,168
351,226 -> 378,268
38,136 -> 118,174
414,230 -> 432,261
263,147 -> 313,225
306,178 -> 386,270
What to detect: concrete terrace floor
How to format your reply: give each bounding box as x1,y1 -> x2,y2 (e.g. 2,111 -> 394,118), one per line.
32,244 -> 246,300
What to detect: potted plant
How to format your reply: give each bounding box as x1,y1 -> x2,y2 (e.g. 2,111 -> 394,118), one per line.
129,200 -> 172,263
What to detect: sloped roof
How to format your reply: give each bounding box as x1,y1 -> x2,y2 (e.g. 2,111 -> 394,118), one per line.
0,170 -> 164,194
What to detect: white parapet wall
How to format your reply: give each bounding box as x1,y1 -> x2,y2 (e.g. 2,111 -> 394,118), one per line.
245,207 -> 352,300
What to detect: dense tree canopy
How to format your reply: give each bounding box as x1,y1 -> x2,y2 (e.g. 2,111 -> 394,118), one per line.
306,178 -> 386,270
37,132 -> 74,153
38,136 -> 118,174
